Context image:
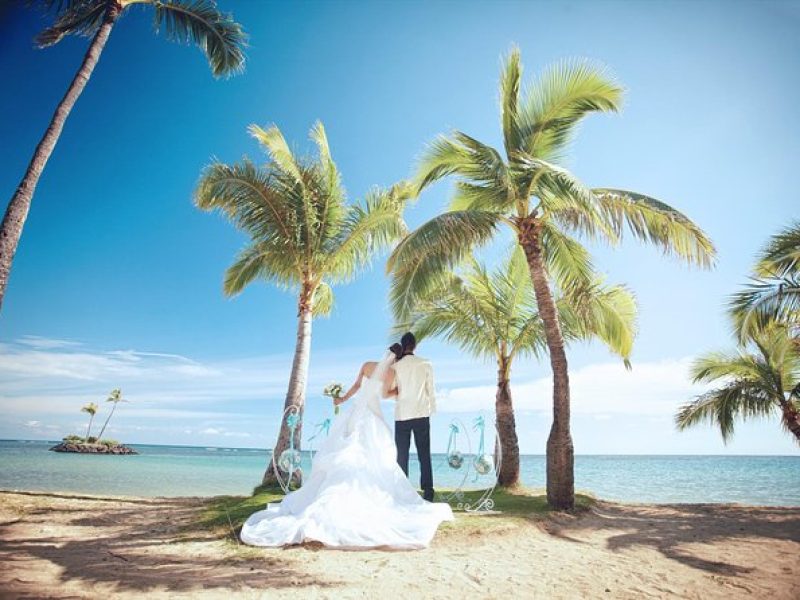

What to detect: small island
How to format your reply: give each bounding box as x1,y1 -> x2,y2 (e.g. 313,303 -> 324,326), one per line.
50,435 -> 138,455
51,389 -> 136,455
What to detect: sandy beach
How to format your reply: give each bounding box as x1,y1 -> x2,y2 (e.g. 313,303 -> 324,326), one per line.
0,490 -> 798,599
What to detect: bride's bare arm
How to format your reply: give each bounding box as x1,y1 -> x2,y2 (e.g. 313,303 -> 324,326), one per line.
338,363 -> 367,404
383,367 -> 398,399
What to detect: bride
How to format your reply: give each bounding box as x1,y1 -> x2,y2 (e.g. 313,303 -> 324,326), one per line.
240,344 -> 454,549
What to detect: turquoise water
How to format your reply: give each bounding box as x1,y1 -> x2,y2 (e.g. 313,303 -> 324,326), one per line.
1,440 -> 798,505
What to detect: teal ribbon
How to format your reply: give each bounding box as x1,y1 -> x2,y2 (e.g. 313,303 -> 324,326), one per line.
446,423 -> 460,455
286,412 -> 300,453
308,418 -> 331,443
472,416 -> 486,481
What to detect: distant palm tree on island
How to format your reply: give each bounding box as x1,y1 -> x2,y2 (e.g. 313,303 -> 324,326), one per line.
195,122 -> 413,484
95,388 -> 125,441
399,248 -> 636,487
388,47 -> 716,509
80,402 -> 99,441
0,0 -> 247,312
678,224 -> 800,442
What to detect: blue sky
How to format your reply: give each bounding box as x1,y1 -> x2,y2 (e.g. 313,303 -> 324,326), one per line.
0,0 -> 798,454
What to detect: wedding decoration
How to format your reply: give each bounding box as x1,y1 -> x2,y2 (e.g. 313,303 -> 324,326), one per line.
323,382 -> 344,415
472,416 -> 495,478
435,415 -> 501,513
272,408 -> 303,494
445,423 -> 464,469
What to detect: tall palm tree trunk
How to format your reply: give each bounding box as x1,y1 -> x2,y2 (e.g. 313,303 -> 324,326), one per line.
262,286 -> 314,484
85,414 -> 95,440
518,218 -> 574,510
495,358 -> 520,487
0,1 -> 121,311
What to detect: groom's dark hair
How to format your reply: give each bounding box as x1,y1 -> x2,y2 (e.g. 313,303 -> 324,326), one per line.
400,332 -> 416,356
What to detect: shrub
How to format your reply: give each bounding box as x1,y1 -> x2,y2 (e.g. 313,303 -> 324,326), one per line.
63,435 -> 84,443
99,439 -> 119,447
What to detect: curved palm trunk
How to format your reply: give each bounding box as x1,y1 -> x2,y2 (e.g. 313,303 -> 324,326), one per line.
518,218 -> 574,510
262,287 -> 313,485
495,358 -> 520,487
85,414 -> 95,440
781,403 -> 800,442
0,2 -> 121,311
96,403 -> 117,441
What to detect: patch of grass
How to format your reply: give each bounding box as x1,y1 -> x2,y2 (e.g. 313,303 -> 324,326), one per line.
195,483 -> 595,540
447,486 -> 594,517
199,484 -> 285,535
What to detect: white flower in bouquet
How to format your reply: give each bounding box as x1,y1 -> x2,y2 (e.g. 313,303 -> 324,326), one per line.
323,382 -> 344,414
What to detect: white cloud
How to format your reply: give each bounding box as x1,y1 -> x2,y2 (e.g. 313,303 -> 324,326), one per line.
437,357 -> 706,416
16,336 -> 82,350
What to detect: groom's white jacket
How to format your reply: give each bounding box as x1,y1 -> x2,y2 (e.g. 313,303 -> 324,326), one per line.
392,355 -> 436,421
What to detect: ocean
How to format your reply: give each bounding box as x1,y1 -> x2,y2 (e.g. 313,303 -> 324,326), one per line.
1,439 -> 798,506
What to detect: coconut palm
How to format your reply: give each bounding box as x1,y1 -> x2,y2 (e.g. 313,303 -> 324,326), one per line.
195,121 -> 412,484
730,223 -> 800,340
677,323 -> 800,442
400,248 -> 636,486
95,388 -> 125,440
388,48 -> 716,509
80,402 -> 99,440
0,0 -> 247,312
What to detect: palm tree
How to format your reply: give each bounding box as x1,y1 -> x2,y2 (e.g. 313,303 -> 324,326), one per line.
400,248 -> 636,486
195,121 -> 412,484
387,48 -> 716,509
0,0 -> 247,312
676,324 -> 800,442
95,388 -> 125,440
730,223 -> 800,340
80,402 -> 99,440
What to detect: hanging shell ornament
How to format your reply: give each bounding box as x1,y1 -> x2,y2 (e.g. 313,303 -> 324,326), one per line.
278,448 -> 302,473
474,453 -> 494,475
447,450 -> 464,469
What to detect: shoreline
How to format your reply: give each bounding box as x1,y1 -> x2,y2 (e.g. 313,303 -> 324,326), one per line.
1,489 -> 798,598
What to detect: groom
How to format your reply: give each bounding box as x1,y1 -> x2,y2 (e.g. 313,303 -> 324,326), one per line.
384,332 -> 436,502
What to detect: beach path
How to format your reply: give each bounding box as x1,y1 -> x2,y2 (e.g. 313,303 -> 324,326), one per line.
0,490 -> 798,599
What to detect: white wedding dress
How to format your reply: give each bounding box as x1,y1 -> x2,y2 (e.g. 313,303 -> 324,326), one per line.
241,355 -> 454,549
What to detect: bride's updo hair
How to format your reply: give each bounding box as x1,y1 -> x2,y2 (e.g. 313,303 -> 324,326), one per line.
389,343 -> 403,360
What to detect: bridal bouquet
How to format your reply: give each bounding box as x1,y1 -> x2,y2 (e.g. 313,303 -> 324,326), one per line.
323,382 -> 344,415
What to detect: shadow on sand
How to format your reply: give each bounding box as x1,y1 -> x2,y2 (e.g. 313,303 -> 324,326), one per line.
0,492 -> 339,596
542,501 -> 800,576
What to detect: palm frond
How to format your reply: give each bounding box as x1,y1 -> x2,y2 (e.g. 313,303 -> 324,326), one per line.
324,182 -> 411,283
248,124 -> 304,185
397,273 -> 500,359
194,159 -> 301,259
153,0 -> 246,77
223,239 -> 298,296
311,281 -> 334,317
499,45 -> 523,157
387,210 -> 500,321
730,277 -> 800,341
517,58 -> 623,161
594,188 -> 716,269
35,0 -> 107,47
675,384 -> 775,443
754,222 -> 800,279
416,133 -> 511,213
538,222 -> 594,292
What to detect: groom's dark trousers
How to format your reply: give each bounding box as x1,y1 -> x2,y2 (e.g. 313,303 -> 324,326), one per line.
395,417 -> 434,501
